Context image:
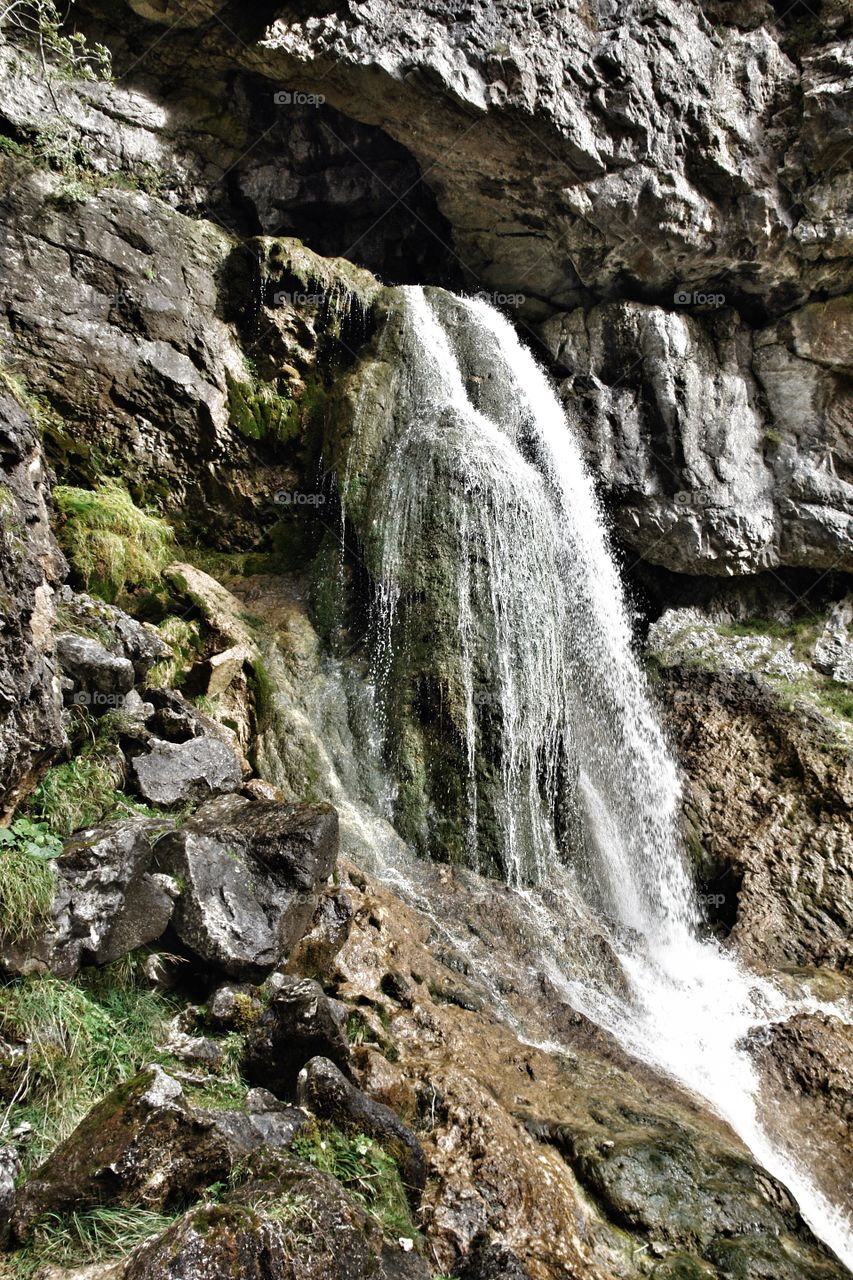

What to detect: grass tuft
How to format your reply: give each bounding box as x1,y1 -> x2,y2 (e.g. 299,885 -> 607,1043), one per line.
53,481 -> 173,603
10,1205 -> 176,1277
146,615 -> 204,689
0,821 -> 62,945
293,1122 -> 420,1243
26,748 -> 124,837
0,970 -> 173,1165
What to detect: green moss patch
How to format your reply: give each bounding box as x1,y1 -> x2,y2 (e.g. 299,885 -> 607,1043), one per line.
53,481 -> 173,603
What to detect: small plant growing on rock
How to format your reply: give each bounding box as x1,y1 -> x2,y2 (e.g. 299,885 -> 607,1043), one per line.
53,480 -> 173,603
0,0 -> 111,82
293,1122 -> 420,1244
0,818 -> 62,944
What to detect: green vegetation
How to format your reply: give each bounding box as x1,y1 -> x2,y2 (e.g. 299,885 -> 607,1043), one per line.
717,614 -> 819,664
146,615 -> 205,689
176,544 -> 280,583
53,480 -> 173,603
1,0 -> 112,82
10,1206 -> 176,1278
226,371 -> 298,444
181,1031 -> 249,1111
346,1011 -> 368,1045
27,744 -> 123,837
249,656 -> 279,735
293,1122 -> 420,1243
26,710 -> 169,835
0,965 -> 173,1165
0,820 -> 62,945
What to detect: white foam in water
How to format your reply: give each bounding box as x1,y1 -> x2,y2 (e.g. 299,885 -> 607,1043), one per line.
351,285 -> 853,1271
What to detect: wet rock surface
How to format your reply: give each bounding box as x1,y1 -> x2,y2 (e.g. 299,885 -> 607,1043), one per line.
656,662 -> 853,969
0,3 -> 852,1277
298,1056 -> 427,1197
749,1012 -> 853,1217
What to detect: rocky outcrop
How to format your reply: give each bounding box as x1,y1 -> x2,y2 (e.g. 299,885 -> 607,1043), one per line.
0,392 -> 65,816
750,1013 -> 853,1218
0,152 -> 380,547
542,297 -> 853,575
57,589 -> 169,681
12,1067 -> 235,1236
57,0 -> 847,580
242,976 -> 350,1095
650,614 -> 853,968
121,1167 -> 413,1280
302,860 -> 850,1279
238,1 -> 849,311
297,1056 -> 427,1198
56,632 -> 135,713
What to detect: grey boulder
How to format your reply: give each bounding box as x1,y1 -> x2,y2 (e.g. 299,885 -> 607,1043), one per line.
56,631 -> 135,714
130,735 -> 242,807
2,819 -> 176,978
56,590 -> 169,680
154,798 -> 339,978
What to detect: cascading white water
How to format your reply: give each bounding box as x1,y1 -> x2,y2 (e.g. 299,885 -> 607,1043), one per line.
349,285 -> 853,1271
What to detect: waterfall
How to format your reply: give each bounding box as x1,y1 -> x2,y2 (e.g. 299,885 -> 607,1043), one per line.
343,285 -> 853,1271
366,287 -> 694,929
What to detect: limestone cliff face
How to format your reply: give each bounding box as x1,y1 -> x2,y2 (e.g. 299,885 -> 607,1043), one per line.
5,0 -> 844,576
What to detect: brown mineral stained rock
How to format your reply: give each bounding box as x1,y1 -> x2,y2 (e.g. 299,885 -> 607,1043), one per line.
314,861 -> 850,1280
658,664 -> 853,970
749,1012 -> 853,1216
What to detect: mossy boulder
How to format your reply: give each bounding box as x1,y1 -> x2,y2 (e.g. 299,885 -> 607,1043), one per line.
12,1067 -> 234,1237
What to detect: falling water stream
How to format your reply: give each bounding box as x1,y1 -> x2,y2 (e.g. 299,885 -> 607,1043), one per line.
334,286 -> 853,1270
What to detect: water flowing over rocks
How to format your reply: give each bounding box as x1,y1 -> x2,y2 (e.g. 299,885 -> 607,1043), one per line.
0,0 -> 853,1277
